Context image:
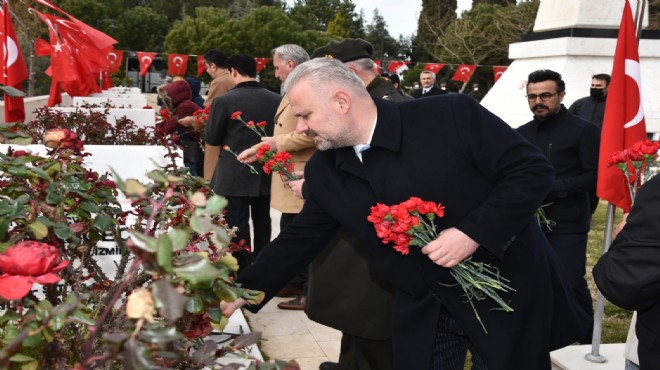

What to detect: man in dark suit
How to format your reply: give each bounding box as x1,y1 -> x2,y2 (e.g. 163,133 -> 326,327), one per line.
221,58 -> 588,370
594,174 -> 660,370
517,69 -> 600,344
412,70 -> 447,98
205,54 -> 281,269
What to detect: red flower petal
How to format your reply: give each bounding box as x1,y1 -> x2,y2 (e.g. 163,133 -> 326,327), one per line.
34,273 -> 63,285
0,275 -> 35,300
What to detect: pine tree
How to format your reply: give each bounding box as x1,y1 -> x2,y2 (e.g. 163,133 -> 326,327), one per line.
413,0 -> 457,62
472,0 -> 517,6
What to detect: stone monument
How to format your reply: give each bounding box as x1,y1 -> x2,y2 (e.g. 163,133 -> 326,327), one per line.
481,0 -> 660,137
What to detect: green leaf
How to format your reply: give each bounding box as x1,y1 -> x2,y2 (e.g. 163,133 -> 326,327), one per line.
185,295 -> 204,314
22,331 -> 42,348
152,279 -> 190,323
173,255 -> 220,284
45,191 -> 64,205
79,202 -> 101,213
109,168 -> 126,192
206,307 -> 222,323
157,235 -> 173,273
42,327 -> 54,343
129,232 -> 158,253
7,164 -> 28,177
146,170 -> 169,184
28,221 -> 49,240
9,354 -> 35,362
204,195 -> 228,216
93,213 -> 113,232
54,226 -> 73,240
138,327 -> 182,344
72,310 -> 95,326
189,214 -> 211,235
28,167 -> 51,180
168,229 -> 189,252
124,179 -> 148,197
35,216 -> 54,227
212,283 -> 238,302
0,218 -> 10,241
19,360 -> 38,370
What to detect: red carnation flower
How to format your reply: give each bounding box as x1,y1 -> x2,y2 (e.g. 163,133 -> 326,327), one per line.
231,111 -> 242,120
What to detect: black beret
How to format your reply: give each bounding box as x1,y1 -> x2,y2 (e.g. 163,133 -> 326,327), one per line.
311,38 -> 373,63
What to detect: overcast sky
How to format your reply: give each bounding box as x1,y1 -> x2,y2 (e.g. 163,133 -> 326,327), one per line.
351,0 -> 473,38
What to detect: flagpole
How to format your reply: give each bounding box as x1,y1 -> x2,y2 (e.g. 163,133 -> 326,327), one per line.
586,0 -> 647,364
585,203 -> 616,363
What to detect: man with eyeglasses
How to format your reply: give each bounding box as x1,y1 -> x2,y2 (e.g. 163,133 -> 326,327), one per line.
517,69 -> 600,344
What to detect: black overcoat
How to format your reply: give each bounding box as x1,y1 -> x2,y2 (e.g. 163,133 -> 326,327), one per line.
204,81 -> 281,197
593,175 -> 660,369
238,94 -> 589,369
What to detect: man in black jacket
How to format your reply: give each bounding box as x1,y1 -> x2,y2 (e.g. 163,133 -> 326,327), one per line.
517,69 -> 600,344
594,174 -> 660,370
568,73 -> 610,128
222,59 -> 589,370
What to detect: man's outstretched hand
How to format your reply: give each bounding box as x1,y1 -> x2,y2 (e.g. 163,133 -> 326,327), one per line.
220,298 -> 247,317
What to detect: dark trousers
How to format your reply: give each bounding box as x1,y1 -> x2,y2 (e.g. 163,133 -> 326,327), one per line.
224,195 -> 271,268
337,333 -> 393,370
280,213 -> 308,291
431,309 -> 488,370
544,232 -> 594,343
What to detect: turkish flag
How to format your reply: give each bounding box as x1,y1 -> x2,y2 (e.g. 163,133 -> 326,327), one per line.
197,55 -> 206,76
255,57 -> 270,73
168,53 -> 188,75
107,49 -> 124,73
1,0 -> 28,122
137,52 -> 157,76
32,11 -> 78,82
493,66 -> 508,83
451,64 -> 477,82
424,63 -> 445,75
597,0 -> 647,212
387,61 -> 410,73
48,79 -> 62,107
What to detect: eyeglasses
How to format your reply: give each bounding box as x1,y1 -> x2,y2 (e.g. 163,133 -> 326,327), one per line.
526,92 -> 558,102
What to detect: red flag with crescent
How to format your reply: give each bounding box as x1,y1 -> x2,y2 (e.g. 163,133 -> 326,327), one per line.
493,66 -> 507,83
197,55 -> 206,76
387,61 -> 410,73
107,49 -> 124,73
424,63 -> 445,75
137,52 -> 157,76
597,0 -> 647,212
255,57 -> 270,73
451,64 -> 477,82
101,71 -> 113,90
1,0 -> 28,122
167,53 -> 188,76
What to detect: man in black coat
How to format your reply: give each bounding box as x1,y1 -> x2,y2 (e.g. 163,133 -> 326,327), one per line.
221,58 -> 588,370
517,69 -> 600,344
412,70 -> 447,98
205,55 -> 281,268
593,174 -> 660,369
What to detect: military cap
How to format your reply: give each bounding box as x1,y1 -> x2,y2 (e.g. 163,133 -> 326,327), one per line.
311,38 -> 374,63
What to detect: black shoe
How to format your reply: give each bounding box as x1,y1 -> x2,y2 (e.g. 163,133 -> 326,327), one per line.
319,362 -> 339,370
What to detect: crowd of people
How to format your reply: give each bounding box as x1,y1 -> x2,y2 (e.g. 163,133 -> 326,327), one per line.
154,37 -> 657,370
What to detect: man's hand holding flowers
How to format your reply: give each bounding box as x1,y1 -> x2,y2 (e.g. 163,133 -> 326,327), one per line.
421,227 -> 479,268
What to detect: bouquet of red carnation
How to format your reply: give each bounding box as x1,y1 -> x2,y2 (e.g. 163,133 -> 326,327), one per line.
255,144 -> 300,181
230,111 -> 268,137
608,139 -> 660,203
192,106 -> 211,129
368,197 -> 515,333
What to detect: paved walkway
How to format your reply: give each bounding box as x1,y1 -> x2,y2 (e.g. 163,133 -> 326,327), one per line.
244,298 -> 341,370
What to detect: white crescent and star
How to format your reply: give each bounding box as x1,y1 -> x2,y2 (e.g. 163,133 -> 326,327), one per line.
624,58 -> 645,129
460,67 -> 471,74
108,52 -> 117,61
141,56 -> 152,65
173,56 -> 183,66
